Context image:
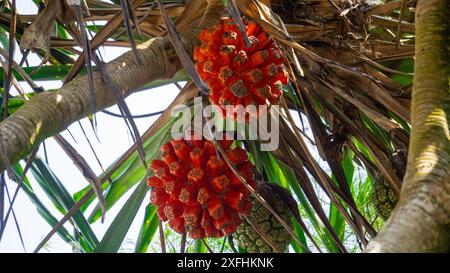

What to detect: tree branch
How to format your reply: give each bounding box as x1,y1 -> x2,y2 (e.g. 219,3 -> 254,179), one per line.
366,0 -> 450,252
0,0 -> 226,171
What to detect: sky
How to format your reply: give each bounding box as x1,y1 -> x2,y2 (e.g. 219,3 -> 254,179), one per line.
0,0 -> 328,253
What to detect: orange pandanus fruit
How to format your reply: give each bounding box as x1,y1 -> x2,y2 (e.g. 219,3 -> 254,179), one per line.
147,133 -> 256,239
194,17 -> 288,120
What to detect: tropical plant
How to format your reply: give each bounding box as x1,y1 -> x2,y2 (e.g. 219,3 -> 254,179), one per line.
0,0 -> 448,253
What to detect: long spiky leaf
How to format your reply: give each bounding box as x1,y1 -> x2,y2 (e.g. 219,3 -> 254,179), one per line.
0,148 -> 37,240
93,56 -> 148,170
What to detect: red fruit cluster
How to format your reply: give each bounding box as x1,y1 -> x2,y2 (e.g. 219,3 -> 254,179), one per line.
147,134 -> 256,239
194,17 -> 289,119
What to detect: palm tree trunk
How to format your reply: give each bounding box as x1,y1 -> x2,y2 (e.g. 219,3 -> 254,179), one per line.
366,0 -> 450,252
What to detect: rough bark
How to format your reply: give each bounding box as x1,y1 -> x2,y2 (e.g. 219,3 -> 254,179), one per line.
366,0 -> 450,252
0,0 -> 225,171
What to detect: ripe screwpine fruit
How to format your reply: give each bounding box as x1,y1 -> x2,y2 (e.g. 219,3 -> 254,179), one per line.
147,132 -> 257,239
194,17 -> 289,119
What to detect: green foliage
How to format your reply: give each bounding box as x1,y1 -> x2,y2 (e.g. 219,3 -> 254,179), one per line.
328,147 -> 355,243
